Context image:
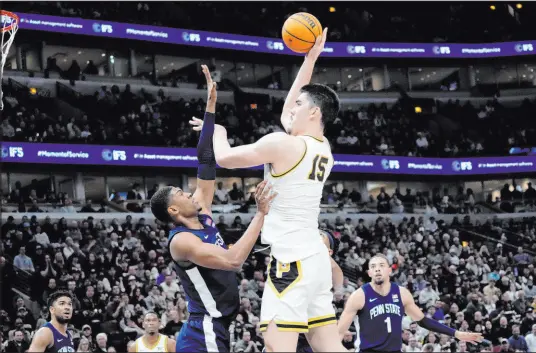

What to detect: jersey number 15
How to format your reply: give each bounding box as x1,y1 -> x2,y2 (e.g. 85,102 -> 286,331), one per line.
308,155 -> 329,182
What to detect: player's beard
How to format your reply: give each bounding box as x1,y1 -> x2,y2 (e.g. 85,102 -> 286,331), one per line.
147,330 -> 157,336
55,314 -> 70,324
374,278 -> 385,285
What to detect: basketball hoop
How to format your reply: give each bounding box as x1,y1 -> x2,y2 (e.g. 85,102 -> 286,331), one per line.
1,10 -> 19,110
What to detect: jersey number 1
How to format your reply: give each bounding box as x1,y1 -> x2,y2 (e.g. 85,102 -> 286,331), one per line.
384,317 -> 392,333
308,155 -> 329,182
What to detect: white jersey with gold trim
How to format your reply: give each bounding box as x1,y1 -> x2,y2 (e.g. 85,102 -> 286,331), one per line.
134,334 -> 169,353
262,135 -> 333,263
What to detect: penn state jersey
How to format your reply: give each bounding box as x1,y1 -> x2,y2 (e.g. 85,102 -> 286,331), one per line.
168,214 -> 239,319
263,135 -> 333,263
355,283 -> 404,352
43,322 -> 75,353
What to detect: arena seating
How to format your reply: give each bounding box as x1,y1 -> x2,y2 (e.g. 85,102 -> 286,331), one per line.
3,3 -> 536,352
2,211 -> 536,352
3,77 -> 536,158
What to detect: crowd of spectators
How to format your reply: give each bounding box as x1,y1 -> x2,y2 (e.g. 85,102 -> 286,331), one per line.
3,79 -> 536,158
2,210 -> 536,352
6,2 -> 527,43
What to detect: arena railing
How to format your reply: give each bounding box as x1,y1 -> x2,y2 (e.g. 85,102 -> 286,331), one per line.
2,255 -> 33,297
3,211 -> 536,229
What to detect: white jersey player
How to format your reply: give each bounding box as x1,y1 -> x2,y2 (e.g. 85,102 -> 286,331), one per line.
209,28 -> 348,352
128,312 -> 175,353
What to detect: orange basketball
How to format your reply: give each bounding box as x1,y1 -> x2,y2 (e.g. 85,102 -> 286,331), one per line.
282,13 -> 322,53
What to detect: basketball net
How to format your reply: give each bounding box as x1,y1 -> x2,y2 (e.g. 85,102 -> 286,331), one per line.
1,10 -> 19,111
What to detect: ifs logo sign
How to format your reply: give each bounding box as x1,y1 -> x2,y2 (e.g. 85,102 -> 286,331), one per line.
102,149 -> 126,161
2,146 -> 24,158
92,23 -> 113,33
381,159 -> 400,170
452,161 -> 472,171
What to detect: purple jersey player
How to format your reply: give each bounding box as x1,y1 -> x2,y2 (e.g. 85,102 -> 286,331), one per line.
29,290 -> 75,352
338,254 -> 483,352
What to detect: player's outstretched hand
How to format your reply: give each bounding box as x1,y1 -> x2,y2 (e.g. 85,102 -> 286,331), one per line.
454,331 -> 484,345
306,27 -> 328,62
255,180 -> 277,215
189,116 -> 203,132
201,64 -> 217,104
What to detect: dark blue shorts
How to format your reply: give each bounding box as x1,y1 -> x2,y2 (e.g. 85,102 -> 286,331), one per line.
296,334 -> 313,353
176,314 -> 230,352
297,343 -> 314,353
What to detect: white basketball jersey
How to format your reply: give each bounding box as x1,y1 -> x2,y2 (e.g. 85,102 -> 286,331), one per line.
134,334 -> 168,352
262,135 -> 334,263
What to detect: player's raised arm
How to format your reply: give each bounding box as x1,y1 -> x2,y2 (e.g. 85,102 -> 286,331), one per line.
212,127 -> 290,169
400,287 -> 483,344
338,288 -> 365,339
280,28 -> 328,133
170,181 -> 276,271
189,65 -> 218,213
28,327 -> 53,352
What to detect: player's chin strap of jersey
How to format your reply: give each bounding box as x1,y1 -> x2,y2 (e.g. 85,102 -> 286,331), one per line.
417,317 -> 456,337
197,112 -> 216,180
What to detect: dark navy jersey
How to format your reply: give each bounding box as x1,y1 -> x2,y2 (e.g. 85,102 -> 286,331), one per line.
43,322 -> 75,353
168,214 -> 240,320
356,283 -> 404,352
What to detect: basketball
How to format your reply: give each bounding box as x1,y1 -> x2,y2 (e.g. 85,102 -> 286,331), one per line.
282,13 -> 322,53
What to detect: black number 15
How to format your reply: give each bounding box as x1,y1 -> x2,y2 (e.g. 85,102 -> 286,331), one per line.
308,155 -> 329,182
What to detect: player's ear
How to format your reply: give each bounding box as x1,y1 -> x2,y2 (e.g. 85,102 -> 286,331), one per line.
168,205 -> 180,218
310,106 -> 321,120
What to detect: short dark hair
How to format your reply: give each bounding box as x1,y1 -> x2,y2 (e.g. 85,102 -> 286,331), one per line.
150,186 -> 174,223
47,290 -> 73,308
143,311 -> 159,320
300,83 -> 340,125
369,253 -> 390,267
320,229 -> 340,254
